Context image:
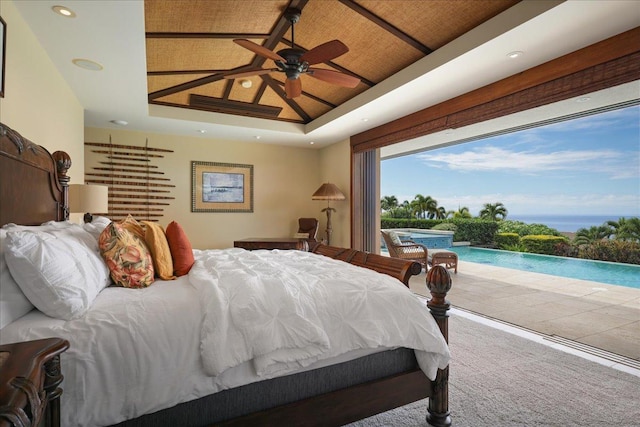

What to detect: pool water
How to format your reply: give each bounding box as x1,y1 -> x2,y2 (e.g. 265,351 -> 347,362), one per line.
449,247 -> 640,289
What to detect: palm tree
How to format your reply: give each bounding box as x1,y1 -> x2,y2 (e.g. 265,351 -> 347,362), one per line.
411,194 -> 437,219
607,217 -> 640,242
380,195 -> 398,212
434,206 -> 447,219
479,202 -> 508,221
452,206 -> 472,219
573,225 -> 613,245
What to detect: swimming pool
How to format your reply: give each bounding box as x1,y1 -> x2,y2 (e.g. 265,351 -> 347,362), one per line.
449,247 -> 640,289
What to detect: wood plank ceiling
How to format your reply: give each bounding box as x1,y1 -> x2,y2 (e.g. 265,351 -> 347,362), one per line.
145,0 -> 520,124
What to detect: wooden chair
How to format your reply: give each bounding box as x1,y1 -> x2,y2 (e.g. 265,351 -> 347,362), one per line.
297,218 -> 319,242
381,230 -> 428,269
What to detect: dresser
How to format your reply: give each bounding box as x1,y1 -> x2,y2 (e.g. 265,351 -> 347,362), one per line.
0,338 -> 69,427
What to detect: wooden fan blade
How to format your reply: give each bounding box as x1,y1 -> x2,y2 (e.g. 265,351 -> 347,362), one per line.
300,40 -> 349,65
223,68 -> 277,79
285,78 -> 302,98
307,68 -> 360,88
233,39 -> 285,62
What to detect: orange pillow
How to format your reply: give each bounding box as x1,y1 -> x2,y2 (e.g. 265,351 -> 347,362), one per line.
98,222 -> 155,288
141,221 -> 175,280
166,221 -> 195,277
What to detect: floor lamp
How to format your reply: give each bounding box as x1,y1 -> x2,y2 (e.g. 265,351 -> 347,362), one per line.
311,183 -> 346,246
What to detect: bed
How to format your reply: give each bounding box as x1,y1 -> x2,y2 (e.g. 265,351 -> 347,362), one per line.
0,122 -> 453,427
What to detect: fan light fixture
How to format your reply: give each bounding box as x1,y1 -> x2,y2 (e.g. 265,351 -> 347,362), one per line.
225,8 -> 360,99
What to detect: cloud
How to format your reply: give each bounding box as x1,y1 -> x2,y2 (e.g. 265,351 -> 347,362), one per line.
415,146 -> 635,178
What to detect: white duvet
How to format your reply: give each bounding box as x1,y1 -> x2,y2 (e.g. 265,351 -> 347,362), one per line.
191,248 -> 450,380
0,248 -> 450,426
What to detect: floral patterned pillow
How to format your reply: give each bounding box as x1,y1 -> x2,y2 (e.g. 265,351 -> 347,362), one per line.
98,222 -> 155,288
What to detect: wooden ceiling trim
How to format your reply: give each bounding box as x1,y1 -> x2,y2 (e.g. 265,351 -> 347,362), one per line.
262,75 -> 312,122
351,27 -> 640,152
148,65 -> 252,100
338,0 -> 432,55
146,32 -> 271,39
148,70 -> 230,76
189,94 -> 283,117
271,79 -> 336,108
223,80 -> 234,99
254,82 -> 268,104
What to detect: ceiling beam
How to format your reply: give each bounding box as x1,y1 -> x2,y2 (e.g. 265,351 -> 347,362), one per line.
146,32 -> 270,39
262,75 -> 312,122
338,0 -> 432,55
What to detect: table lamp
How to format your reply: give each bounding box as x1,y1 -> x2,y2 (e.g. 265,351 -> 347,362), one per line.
69,184 -> 109,223
311,183 -> 346,245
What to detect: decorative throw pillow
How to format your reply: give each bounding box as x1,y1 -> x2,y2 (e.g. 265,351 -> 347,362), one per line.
99,222 -> 155,288
165,221 -> 195,277
4,225 -> 111,320
119,214 -> 146,242
388,231 -> 403,246
141,221 -> 175,280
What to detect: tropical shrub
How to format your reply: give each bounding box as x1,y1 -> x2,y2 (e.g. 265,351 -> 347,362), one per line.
502,242 -> 529,252
498,220 -> 562,237
521,235 -> 568,255
573,225 -> 613,245
578,240 -> 640,265
431,222 -> 457,232
495,232 -> 520,249
449,219 -> 498,246
553,241 -> 579,258
381,218 -> 440,229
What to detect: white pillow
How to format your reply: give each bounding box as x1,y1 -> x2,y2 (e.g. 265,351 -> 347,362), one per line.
4,225 -> 111,320
83,216 -> 112,241
0,221 -> 75,328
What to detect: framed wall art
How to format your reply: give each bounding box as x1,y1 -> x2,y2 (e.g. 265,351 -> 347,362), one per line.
0,16 -> 6,98
191,161 -> 253,213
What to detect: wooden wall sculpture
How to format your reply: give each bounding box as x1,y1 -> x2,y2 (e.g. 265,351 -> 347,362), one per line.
84,140 -> 174,222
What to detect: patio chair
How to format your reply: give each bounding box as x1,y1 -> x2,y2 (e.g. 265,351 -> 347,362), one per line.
381,230 -> 429,269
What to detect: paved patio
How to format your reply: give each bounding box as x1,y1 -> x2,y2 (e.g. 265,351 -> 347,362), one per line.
408,261 -> 640,362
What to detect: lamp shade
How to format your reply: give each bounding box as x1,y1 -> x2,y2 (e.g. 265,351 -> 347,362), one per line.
69,184 -> 108,214
311,183 -> 346,201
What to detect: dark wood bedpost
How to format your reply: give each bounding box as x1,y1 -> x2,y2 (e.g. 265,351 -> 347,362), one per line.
425,265 -> 452,427
52,151 -> 71,221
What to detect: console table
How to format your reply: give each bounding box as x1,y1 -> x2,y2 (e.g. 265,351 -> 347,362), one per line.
0,338 -> 69,427
234,238 -> 310,252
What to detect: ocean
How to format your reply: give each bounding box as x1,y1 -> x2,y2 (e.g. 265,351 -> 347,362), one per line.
507,215 -> 634,233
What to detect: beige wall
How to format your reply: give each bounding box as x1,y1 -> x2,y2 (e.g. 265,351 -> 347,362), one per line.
0,0 -> 84,176
316,139 -> 351,248
84,127 -> 333,249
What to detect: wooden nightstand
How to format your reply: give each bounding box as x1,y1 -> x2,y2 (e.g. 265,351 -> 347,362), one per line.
0,338 -> 69,427
234,237 -> 310,252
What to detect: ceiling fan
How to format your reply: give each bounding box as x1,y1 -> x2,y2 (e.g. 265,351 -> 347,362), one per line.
224,8 -> 360,99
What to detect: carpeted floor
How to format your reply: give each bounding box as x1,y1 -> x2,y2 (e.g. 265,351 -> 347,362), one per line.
348,314 -> 640,427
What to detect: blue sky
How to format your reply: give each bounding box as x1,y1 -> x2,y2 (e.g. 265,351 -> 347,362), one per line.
381,105 -> 640,216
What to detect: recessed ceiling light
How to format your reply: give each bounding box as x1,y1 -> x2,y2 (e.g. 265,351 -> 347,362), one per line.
361,118 -> 369,122
254,136 -> 261,140
240,79 -> 253,89
506,51 -> 523,59
72,58 -> 103,71
52,5 -> 76,17
109,120 -> 128,126
309,141 -> 315,145
576,96 -> 591,103
197,129 -> 207,134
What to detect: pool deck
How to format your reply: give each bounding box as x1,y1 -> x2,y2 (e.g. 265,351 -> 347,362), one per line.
408,260 -> 640,362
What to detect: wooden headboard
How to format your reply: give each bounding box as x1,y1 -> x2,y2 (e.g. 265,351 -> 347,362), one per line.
0,123 -> 71,227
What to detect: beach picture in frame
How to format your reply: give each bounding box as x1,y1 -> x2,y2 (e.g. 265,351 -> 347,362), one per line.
191,161 -> 253,213
0,16 -> 6,98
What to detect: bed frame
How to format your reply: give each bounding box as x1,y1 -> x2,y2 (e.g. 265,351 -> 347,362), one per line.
0,122 -> 452,427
